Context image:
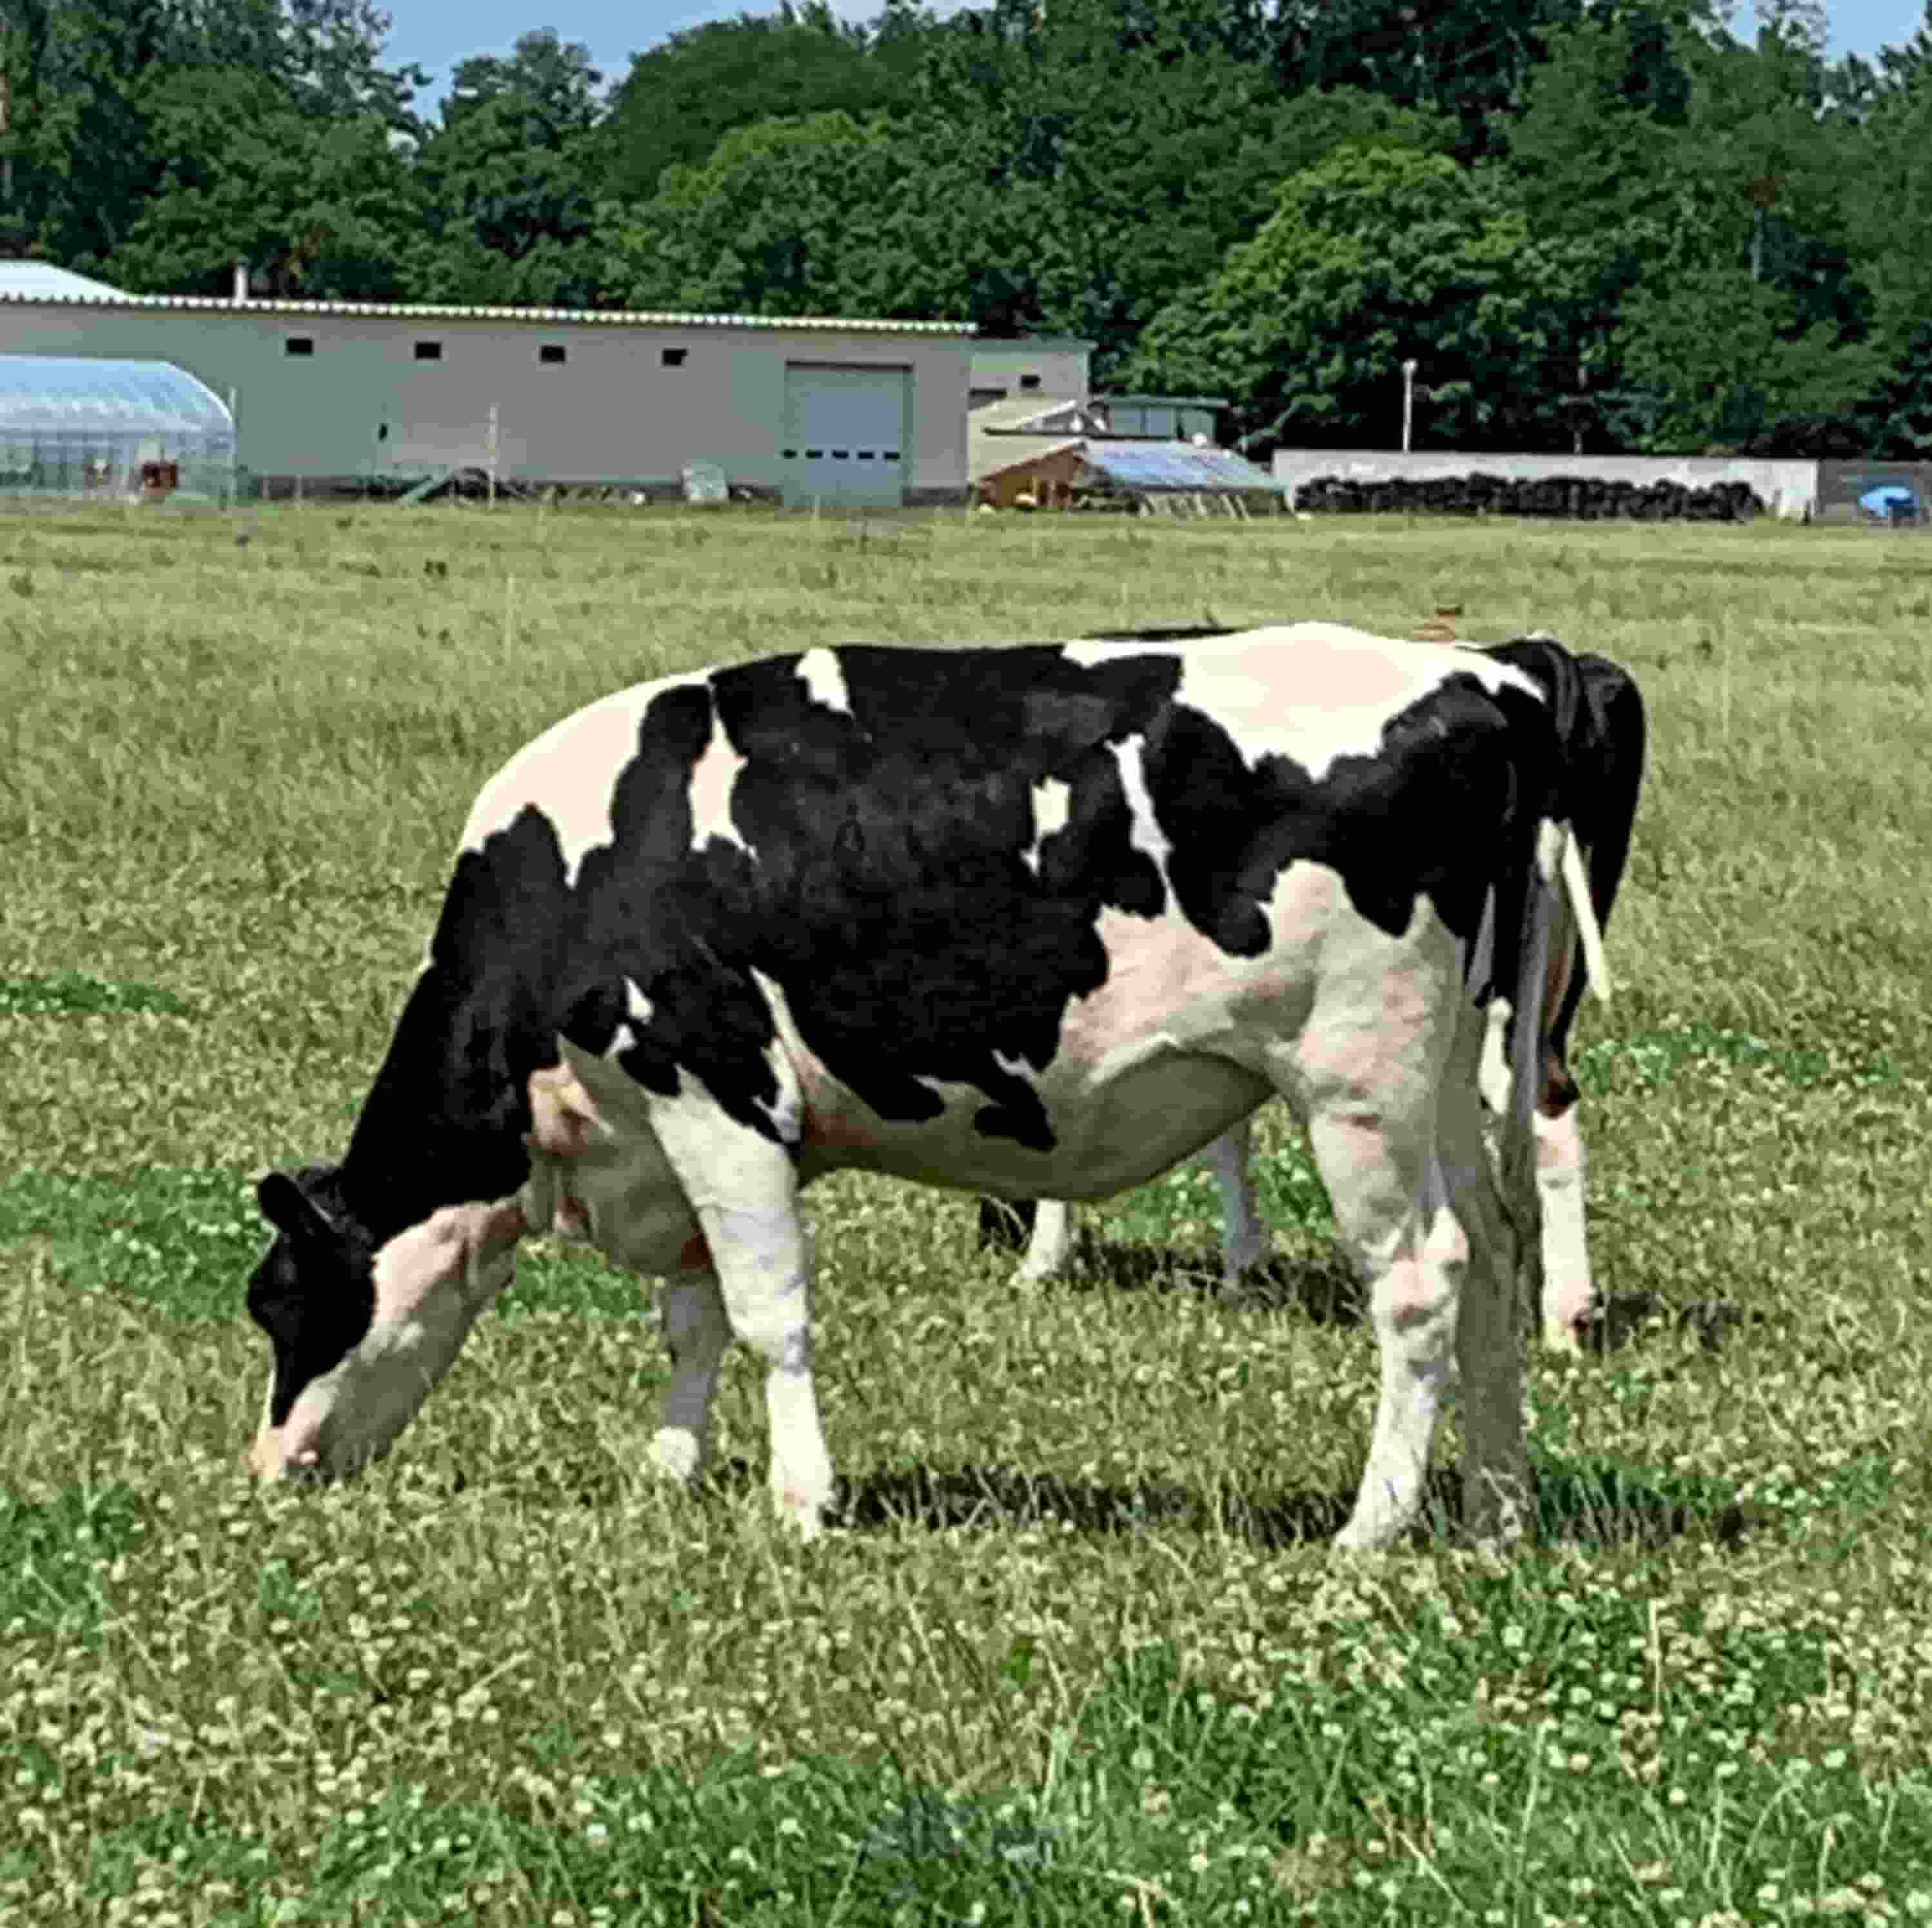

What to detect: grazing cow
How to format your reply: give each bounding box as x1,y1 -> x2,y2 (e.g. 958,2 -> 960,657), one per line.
244,626 -> 1597,1551
994,634 -> 1644,1353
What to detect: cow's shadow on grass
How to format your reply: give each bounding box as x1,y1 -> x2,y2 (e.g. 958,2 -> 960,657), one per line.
692,1453 -> 1752,1554
1045,1244 -> 1750,1362
1578,1290 -> 1755,1354
1047,1234 -> 1368,1324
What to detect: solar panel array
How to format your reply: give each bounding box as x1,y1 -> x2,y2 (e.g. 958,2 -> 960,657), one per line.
1083,439 -> 1277,491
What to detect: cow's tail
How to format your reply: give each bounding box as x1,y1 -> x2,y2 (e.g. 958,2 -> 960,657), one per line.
1559,827 -> 1612,1005
1492,820 -> 1564,1325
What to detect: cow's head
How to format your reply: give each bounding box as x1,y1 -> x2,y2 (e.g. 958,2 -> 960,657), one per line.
244,1165 -> 522,1482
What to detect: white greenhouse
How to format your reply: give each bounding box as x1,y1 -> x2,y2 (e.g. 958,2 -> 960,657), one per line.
0,353 -> 237,502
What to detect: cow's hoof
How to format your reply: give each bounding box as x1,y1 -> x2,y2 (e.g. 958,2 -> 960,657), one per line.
773,1488 -> 828,1542
647,1427 -> 703,1486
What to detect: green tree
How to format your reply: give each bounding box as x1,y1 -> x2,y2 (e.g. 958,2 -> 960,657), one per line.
1610,264 -> 1883,451
1123,145 -> 1597,452
1269,0 -> 1592,159
105,61 -> 422,297
409,29 -> 607,306
910,0 -> 1453,375
599,3 -> 915,204
1840,1 -> 1932,451
602,110 -> 1034,324
0,0 -> 424,290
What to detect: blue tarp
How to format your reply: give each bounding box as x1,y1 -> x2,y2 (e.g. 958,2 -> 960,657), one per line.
1858,483 -> 1918,516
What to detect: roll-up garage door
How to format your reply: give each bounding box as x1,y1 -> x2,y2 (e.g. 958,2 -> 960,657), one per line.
782,364 -> 910,507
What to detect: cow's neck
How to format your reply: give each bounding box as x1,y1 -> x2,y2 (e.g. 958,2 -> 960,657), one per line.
336,966 -> 531,1245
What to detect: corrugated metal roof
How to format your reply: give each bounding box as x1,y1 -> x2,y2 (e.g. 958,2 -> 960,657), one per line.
0,353 -> 235,435
0,279 -> 972,335
969,395 -> 1085,433
1091,391 -> 1229,408
1083,440 -> 1277,491
0,261 -> 130,299
973,437 -> 1086,482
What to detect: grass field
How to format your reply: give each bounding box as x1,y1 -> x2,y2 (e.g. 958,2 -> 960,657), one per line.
2,498 -> 1929,1925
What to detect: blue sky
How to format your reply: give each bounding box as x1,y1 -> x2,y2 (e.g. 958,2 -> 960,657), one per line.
383,0 -> 1927,110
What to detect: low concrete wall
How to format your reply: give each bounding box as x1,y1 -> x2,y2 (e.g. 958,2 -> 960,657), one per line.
1272,449 -> 1819,520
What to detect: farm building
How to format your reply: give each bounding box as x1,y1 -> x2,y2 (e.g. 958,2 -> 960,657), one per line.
971,391 -> 1277,514
0,261 -> 977,506
0,351 -> 236,502
967,337 -> 1093,408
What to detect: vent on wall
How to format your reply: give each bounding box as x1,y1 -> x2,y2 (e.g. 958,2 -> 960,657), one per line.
284,337 -> 315,358
661,348 -> 687,369
414,340 -> 442,362
538,344 -> 566,365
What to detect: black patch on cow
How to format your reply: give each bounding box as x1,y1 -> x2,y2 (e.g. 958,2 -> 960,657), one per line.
1145,671 -> 1538,959
1080,625 -> 1243,644
1482,639 -> 1646,1065
246,1165 -> 377,1426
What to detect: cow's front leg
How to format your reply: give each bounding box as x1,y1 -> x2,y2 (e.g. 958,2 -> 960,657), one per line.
649,1098 -> 834,1540
650,1267 -> 731,1484
1017,1199 -> 1075,1282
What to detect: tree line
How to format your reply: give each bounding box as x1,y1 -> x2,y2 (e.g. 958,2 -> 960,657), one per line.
2,0 -> 1928,457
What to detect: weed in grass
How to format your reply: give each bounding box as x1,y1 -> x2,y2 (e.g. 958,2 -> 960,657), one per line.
1,504 -> 1929,1923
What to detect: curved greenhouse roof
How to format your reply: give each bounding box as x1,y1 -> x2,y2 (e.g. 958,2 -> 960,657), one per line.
0,262 -> 130,299
0,353 -> 233,437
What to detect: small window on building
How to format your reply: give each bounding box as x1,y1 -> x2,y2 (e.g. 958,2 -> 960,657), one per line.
415,340 -> 442,362
661,347 -> 687,368
538,344 -> 567,366
284,337 -> 315,358
1019,373 -> 1041,391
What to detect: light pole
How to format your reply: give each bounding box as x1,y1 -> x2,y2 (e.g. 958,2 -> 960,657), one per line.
1401,359 -> 1418,455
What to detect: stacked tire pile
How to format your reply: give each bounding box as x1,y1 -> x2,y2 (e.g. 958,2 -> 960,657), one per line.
1296,473 -> 1765,521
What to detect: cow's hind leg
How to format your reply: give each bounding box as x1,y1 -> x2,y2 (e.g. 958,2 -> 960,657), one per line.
1436,1005 -> 1531,1544
1210,1116 -> 1268,1285
649,1267 -> 732,1484
1534,1099 -> 1590,1351
1284,983 -> 1466,1551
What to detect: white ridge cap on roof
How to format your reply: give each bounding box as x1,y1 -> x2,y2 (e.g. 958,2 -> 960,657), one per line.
0,277 -> 974,334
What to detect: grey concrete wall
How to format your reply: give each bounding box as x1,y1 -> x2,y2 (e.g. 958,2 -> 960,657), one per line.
1271,448 -> 1819,519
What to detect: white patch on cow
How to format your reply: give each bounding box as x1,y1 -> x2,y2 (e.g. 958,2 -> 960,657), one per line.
1022,776 -> 1072,875
1066,625 -> 1546,783
249,1198 -> 525,1482
992,1047 -> 1036,1081
1111,736 -> 1172,873
747,969 -> 804,1141
624,978 -> 653,1023
607,1023 -> 636,1058
796,648 -> 851,715
689,711 -> 751,853
459,677 -> 700,887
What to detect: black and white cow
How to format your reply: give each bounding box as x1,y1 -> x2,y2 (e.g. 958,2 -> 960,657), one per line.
244,624 -> 1603,1551
991,635 -> 1644,1353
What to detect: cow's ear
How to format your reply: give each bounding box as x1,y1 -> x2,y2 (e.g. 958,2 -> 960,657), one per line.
257,1171 -> 340,1249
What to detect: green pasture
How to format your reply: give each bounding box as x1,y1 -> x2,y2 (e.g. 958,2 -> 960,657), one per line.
1,500 -> 1929,1925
